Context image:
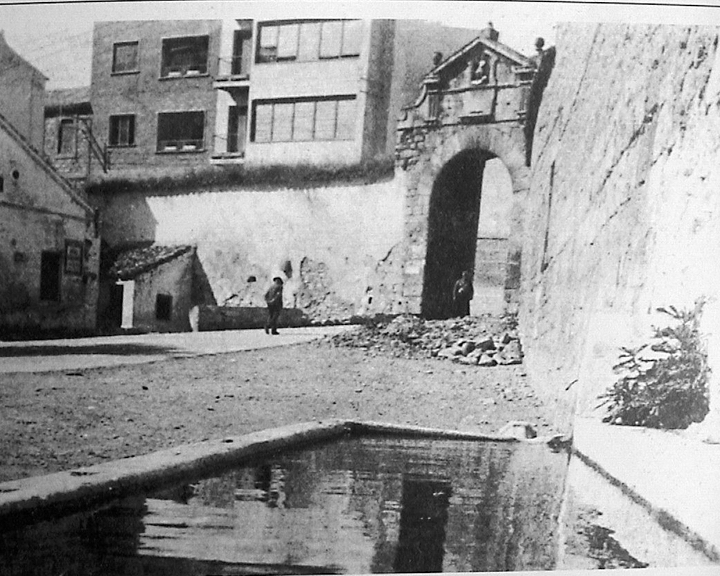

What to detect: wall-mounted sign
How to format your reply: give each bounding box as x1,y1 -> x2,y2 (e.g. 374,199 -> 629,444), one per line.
64,240 -> 84,276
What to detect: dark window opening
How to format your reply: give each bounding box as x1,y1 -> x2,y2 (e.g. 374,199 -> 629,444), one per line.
227,105 -> 248,154
40,251 -> 62,302
257,20 -> 361,63
157,111 -> 205,152
231,28 -> 253,76
161,35 -> 209,77
112,41 -> 139,73
251,96 -> 355,143
109,115 -> 135,147
57,118 -> 75,155
155,293 -> 172,321
0,176 -> 4,193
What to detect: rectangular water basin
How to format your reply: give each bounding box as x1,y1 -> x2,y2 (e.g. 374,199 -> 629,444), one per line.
0,433 -> 568,575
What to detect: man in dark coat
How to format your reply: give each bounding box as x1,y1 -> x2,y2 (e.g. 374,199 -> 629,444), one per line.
452,270 -> 474,318
264,277 -> 284,335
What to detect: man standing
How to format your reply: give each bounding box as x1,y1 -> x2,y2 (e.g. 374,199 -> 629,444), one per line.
264,276 -> 284,335
452,270 -> 474,318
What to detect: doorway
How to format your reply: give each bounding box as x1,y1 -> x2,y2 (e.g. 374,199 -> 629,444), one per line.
421,150 -> 487,319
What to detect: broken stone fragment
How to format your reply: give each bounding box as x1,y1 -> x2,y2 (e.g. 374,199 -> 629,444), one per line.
500,331 -> 517,345
475,336 -> 496,351
478,353 -> 498,367
460,341 -> 476,356
496,340 -> 523,364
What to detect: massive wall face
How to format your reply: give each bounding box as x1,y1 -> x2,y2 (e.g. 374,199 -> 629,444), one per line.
93,179 -> 406,322
521,23 -> 720,429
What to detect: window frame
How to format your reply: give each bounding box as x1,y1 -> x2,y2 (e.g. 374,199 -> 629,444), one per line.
256,20 -> 362,64
160,35 -> 210,78
57,117 -> 76,156
108,114 -> 136,148
112,40 -> 140,74
156,110 -> 206,153
251,96 -> 356,143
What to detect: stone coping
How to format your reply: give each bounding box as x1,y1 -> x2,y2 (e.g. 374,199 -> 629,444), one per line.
572,417 -> 720,563
0,419 -> 526,528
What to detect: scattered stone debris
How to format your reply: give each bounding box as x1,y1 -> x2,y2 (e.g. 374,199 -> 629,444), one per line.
327,313 -> 523,366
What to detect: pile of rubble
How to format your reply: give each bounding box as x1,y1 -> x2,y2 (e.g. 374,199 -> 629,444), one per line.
328,313 -> 523,366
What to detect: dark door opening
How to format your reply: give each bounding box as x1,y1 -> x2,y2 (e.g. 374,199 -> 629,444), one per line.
227,105 -> 248,154
421,150 -> 488,320
39,251 -> 62,302
232,28 -> 253,76
108,283 -> 124,328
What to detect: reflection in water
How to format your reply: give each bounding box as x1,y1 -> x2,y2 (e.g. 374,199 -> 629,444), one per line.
0,437 -> 568,575
394,480 -> 452,572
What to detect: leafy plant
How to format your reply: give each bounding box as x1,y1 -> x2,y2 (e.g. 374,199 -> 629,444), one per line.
598,298 -> 710,429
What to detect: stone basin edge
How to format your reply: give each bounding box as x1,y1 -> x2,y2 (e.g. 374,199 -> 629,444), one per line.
0,419 -> 542,526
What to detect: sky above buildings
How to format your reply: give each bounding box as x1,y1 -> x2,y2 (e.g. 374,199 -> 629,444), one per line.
1,1 -> 719,89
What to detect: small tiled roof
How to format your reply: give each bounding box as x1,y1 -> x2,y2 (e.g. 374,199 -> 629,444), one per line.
109,245 -> 194,280
45,87 -> 92,116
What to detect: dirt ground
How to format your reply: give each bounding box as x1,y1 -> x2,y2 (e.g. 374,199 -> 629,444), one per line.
0,338 -> 554,483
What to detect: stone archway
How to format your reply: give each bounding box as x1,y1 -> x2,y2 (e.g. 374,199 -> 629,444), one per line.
399,123 -> 530,317
422,149 -> 489,319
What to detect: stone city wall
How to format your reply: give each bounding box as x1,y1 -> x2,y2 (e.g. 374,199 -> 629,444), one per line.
520,23 -> 720,429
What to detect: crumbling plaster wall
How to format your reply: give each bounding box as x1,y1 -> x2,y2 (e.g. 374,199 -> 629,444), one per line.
97,179 -> 406,322
521,23 -> 720,429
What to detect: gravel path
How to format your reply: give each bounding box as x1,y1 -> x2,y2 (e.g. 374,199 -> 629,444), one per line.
0,339 -> 554,483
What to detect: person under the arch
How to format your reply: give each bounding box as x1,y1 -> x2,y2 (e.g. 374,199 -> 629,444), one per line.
452,270 -> 474,317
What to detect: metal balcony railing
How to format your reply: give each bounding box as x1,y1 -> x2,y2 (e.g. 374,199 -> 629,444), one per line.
216,56 -> 250,79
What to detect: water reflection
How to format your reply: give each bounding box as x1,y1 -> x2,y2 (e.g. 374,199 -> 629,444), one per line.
0,437 -> 568,575
393,479 -> 452,573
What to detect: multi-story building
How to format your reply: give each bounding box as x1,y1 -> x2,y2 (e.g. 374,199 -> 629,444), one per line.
0,35 -> 100,335
90,20 -> 223,173
80,18 -> 480,174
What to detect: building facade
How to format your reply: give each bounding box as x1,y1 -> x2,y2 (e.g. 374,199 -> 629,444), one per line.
0,34 -> 100,335
90,20 -> 223,173
82,19 -> 480,176
0,110 -> 100,334
0,32 -> 47,152
43,87 -> 105,191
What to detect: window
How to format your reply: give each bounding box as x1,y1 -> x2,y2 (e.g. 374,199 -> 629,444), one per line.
57,118 -> 75,155
231,28 -> 252,76
155,294 -> 172,321
112,41 -> 139,73
319,21 -> 342,59
257,20 -> 361,63
157,111 -> 205,151
40,252 -> 61,302
276,24 -> 299,60
109,115 -> 135,147
251,96 -> 356,143
161,36 -> 209,77
0,176 -> 4,193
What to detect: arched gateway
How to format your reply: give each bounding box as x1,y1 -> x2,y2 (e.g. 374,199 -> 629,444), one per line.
395,26 -> 535,318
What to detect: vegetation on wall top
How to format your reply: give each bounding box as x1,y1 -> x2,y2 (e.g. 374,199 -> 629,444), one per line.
598,298 -> 710,429
85,158 -> 395,196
